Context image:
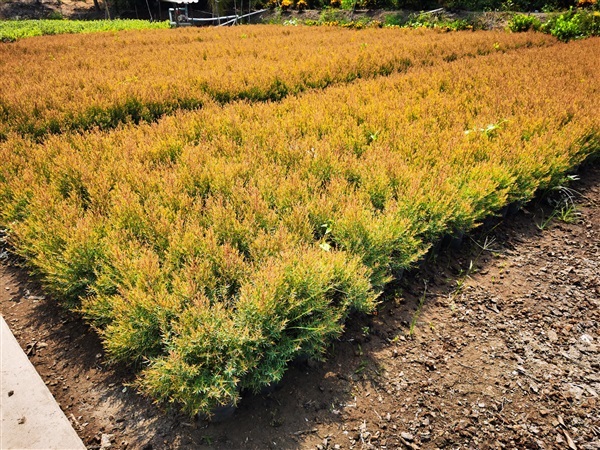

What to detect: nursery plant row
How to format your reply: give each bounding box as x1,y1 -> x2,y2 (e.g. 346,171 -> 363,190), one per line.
0,26 -> 555,139
0,19 -> 169,42
1,34 -> 599,416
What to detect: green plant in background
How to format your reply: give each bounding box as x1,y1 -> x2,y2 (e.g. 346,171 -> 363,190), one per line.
47,11 -> 65,20
383,12 -> 405,26
541,3 -> 559,12
507,13 -> 542,31
404,12 -> 473,30
507,8 -> 600,41
259,0 -> 596,12
0,19 -> 169,42
541,8 -> 600,41
501,0 -> 516,10
544,10 -> 583,39
319,7 -> 349,22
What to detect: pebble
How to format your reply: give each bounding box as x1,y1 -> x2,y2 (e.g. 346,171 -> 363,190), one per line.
401,432 -> 414,441
100,433 -> 113,449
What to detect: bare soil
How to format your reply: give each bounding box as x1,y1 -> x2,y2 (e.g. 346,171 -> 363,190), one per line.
1,162 -> 599,450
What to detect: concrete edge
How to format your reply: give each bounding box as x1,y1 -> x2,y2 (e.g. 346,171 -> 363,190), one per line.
1,315 -> 86,450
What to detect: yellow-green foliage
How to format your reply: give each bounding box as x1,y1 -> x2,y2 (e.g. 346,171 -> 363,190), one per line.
0,26 -> 554,139
0,31 -> 599,416
0,19 -> 170,42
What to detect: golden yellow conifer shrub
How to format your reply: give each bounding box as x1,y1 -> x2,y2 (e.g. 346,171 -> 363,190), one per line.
0,33 -> 598,416
0,26 -> 555,139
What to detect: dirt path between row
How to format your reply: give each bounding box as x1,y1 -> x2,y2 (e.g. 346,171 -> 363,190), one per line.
1,162 -> 599,450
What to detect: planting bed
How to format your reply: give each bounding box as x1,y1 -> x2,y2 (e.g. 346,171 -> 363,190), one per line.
0,19 -> 169,42
1,26 -> 599,421
0,26 -> 553,138
1,163 -> 598,448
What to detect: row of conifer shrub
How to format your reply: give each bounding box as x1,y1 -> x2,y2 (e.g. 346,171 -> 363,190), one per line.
1,35 -> 598,416
0,26 -> 555,140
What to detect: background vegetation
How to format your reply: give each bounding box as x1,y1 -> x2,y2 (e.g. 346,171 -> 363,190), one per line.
261,0 -> 597,13
507,8 -> 599,40
0,18 -> 168,42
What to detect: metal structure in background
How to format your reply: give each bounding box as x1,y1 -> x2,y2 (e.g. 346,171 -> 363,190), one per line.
164,0 -> 266,27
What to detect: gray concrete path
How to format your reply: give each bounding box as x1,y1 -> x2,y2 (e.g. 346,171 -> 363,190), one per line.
1,315 -> 86,449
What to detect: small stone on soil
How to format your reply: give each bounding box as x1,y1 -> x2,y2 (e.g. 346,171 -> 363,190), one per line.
100,433 -> 114,449
401,432 -> 414,441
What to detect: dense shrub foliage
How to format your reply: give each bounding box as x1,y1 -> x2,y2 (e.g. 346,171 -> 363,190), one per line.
1,29 -> 599,416
507,9 -> 600,40
0,27 -> 554,139
507,13 -> 542,31
541,8 -> 600,40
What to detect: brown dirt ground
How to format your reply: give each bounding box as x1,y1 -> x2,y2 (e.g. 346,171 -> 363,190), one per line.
1,162 -> 599,450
